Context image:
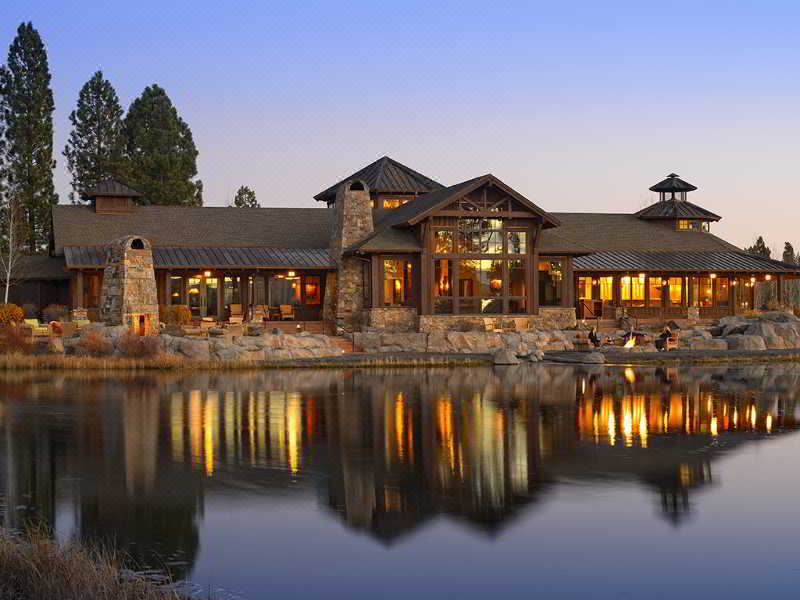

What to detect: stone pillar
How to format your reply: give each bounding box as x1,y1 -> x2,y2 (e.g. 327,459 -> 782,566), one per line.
99,236 -> 159,334
329,180 -> 373,331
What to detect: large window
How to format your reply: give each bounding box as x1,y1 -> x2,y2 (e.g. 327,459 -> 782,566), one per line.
457,218 -> 503,254
620,274 -> 645,307
383,260 -> 413,306
269,274 -> 301,306
648,277 -> 663,307
509,260 -> 527,313
577,277 -> 593,301
668,277 -> 683,306
538,260 -> 563,306
715,277 -> 730,307
599,277 -> 614,302
507,230 -> 527,254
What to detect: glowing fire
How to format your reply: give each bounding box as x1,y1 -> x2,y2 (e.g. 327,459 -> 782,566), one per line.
623,336 -> 636,349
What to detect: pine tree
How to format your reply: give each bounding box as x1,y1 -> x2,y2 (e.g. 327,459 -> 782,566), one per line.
64,71 -> 128,203
124,84 -> 202,206
233,185 -> 258,208
0,22 -> 58,252
782,242 -> 796,265
745,236 -> 771,258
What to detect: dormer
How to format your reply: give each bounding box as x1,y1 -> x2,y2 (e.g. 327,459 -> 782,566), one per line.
81,179 -> 142,214
635,173 -> 720,232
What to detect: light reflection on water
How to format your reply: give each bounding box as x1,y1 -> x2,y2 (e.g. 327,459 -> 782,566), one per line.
1,364 -> 800,598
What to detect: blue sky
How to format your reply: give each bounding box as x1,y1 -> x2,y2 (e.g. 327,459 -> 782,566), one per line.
1,0 -> 799,251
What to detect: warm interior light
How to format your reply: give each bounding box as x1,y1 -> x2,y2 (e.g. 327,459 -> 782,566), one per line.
732,280 -> 738,286
710,273 -> 717,279
203,270 -> 212,277
490,278 -> 503,291
288,271 -> 296,277
189,288 -> 200,295
765,274 -> 772,281
638,273 -> 646,279
750,276 -> 757,283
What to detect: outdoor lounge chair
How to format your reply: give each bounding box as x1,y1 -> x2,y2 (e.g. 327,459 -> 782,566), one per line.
252,305 -> 267,322
280,305 -> 295,320
24,319 -> 50,337
228,303 -> 244,324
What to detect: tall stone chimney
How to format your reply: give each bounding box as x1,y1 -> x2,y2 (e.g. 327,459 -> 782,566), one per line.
327,180 -> 374,330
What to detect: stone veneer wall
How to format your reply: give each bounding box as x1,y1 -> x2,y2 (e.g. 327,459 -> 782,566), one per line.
99,236 -> 159,331
418,308 -> 576,332
329,181 -> 373,331
363,307 -> 418,332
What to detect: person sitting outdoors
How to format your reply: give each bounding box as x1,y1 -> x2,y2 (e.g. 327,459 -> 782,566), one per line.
589,327 -> 601,348
655,325 -> 673,352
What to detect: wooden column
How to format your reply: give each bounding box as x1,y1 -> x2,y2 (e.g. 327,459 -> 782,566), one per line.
420,223 -> 432,315
217,271 -> 225,320
72,271 -> 84,309
777,275 -> 784,307
164,271 -> 172,306
563,257 -> 574,308
370,255 -> 382,309
530,221 -> 542,315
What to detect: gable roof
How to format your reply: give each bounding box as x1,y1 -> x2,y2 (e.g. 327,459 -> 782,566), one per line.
314,156 -> 444,203
52,205 -> 334,255
635,199 -> 721,221
82,179 -> 142,200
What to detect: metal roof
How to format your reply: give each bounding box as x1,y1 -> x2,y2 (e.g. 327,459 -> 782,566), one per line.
635,199 -> 721,221
573,251 -> 800,273
82,179 -> 142,199
64,246 -> 335,270
314,156 -> 444,203
649,173 -> 698,193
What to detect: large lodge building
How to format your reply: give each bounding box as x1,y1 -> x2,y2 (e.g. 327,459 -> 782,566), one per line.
21,156 -> 800,331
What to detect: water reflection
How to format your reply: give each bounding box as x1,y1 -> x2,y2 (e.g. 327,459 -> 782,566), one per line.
0,364 -> 798,582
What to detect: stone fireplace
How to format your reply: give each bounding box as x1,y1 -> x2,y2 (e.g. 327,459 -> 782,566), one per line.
100,236 -> 159,335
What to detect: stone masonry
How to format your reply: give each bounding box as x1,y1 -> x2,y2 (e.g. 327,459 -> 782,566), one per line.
329,180 -> 373,331
99,236 -> 159,333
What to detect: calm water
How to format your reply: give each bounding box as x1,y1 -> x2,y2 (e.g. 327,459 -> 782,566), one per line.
2,364 -> 800,599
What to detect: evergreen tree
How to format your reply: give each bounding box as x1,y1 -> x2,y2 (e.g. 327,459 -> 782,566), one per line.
124,84 -> 202,206
745,236 -> 771,258
63,71 -> 128,203
0,22 -> 58,252
233,185 -> 258,207
782,242 -> 796,265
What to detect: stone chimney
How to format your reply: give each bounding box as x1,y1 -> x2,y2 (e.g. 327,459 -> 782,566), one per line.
326,180 -> 374,330
100,236 -> 159,335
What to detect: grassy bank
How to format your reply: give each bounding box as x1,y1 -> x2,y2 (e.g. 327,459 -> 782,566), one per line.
0,530 -> 185,600
0,352 -> 490,371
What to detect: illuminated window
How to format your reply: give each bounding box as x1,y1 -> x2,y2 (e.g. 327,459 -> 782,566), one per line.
458,218 -> 503,254
507,230 -> 527,254
648,277 -> 663,307
383,260 -> 413,306
716,277 -> 730,307
678,219 -> 710,232
303,275 -> 321,305
577,277 -> 593,300
434,230 -> 454,253
599,276 -> 614,302
538,260 -> 563,306
382,197 -> 408,209
694,276 -> 713,307
620,274 -> 645,307
668,277 -> 683,306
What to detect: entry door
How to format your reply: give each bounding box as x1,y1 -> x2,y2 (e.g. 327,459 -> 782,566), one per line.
187,277 -> 204,317
205,277 -> 219,318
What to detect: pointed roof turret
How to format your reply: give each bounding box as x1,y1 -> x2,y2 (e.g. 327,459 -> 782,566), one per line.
637,173 -> 719,222
81,179 -> 142,201
314,156 -> 444,204
648,173 -> 697,194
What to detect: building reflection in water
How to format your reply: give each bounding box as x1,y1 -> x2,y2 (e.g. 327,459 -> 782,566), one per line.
0,364 -> 798,576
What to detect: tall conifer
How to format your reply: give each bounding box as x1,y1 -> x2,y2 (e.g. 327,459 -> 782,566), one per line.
0,22 -> 57,252
64,71 -> 128,203
124,85 -> 202,206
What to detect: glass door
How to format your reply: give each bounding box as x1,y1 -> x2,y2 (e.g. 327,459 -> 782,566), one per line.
187,277 -> 203,318
205,277 -> 219,318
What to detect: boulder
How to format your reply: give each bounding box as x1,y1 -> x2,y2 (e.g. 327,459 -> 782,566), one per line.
763,336 -> 787,350
745,321 -> 776,339
493,349 -> 521,365
688,338 -> 729,351
174,337 -> 211,360
725,334 -> 767,351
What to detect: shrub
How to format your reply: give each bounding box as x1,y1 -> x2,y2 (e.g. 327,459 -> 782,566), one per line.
160,304 -> 192,326
0,325 -> 32,355
117,332 -> 161,359
78,330 -> 111,357
0,304 -> 24,326
42,303 -> 68,323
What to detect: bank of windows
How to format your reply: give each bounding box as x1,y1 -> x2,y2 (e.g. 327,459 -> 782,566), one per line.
576,274 -> 731,308
433,220 -> 528,255
691,276 -> 730,308
383,260 -> 414,307
433,258 -> 527,314
677,219 -> 710,232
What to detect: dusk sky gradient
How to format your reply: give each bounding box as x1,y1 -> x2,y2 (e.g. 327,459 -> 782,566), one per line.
2,1 -> 799,252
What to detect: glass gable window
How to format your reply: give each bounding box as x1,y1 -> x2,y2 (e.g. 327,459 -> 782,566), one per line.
457,218 -> 503,254
538,260 -> 563,306
506,230 -> 527,254
383,260 -> 413,306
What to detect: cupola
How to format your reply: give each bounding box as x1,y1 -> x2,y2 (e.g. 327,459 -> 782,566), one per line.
82,179 -> 142,214
635,173 -> 720,231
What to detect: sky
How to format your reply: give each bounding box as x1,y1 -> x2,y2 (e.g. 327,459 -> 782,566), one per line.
1,0 -> 799,252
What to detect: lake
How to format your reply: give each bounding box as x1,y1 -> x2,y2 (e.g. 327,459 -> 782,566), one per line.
1,363 -> 800,599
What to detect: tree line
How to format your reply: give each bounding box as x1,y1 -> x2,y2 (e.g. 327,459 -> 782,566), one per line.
745,236 -> 800,265
0,22 -> 259,256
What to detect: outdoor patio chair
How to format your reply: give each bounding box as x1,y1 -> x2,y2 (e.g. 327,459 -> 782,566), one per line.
280,305 -> 295,320
228,303 -> 244,324
24,318 -> 50,337
252,305 -> 267,322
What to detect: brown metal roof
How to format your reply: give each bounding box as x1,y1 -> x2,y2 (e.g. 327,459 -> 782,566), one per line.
635,199 -> 721,221
52,205 -> 334,255
82,179 -> 142,199
314,156 -> 444,203
573,250 -> 800,273
14,255 -> 70,280
64,246 -> 335,270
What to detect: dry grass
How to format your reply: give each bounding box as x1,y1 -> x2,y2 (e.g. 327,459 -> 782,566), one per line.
0,352 -> 490,372
0,529 -> 186,600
